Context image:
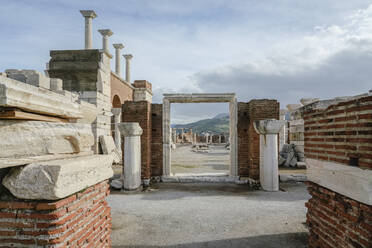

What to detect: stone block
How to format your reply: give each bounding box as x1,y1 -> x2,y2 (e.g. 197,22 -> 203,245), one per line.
0,75 -> 81,119
2,155 -> 114,200
99,135 -> 121,163
0,121 -> 94,159
50,78 -> 63,91
6,69 -> 50,89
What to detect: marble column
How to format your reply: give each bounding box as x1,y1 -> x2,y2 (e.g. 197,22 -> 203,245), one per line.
123,54 -> 133,83
98,29 -> 113,52
181,128 -> 184,143
80,10 -> 97,49
118,122 -> 143,191
218,135 -> 222,144
113,43 -> 124,76
254,119 -> 285,191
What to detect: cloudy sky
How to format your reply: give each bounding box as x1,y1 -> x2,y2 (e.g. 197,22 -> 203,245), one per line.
1,0 -> 371,123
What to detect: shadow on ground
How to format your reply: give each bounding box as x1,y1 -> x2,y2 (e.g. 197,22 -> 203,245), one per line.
111,182 -> 310,202
112,232 -> 308,248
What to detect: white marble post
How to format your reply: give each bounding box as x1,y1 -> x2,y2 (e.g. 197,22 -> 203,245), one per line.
98,29 -> 113,52
80,10 -> 97,49
218,135 -> 222,144
181,128 -> 184,143
123,54 -> 133,83
254,119 -> 285,191
111,108 -> 122,151
118,122 -> 143,191
113,43 -> 124,76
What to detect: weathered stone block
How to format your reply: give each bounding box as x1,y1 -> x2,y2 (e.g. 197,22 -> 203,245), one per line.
99,135 -> 121,163
2,155 -> 113,200
0,75 -> 81,118
0,121 -> 94,159
50,78 -> 63,91
6,69 -> 51,89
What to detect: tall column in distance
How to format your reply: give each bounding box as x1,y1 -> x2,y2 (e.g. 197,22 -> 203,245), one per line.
254,119 -> 285,191
118,122 -> 143,191
98,29 -> 113,52
80,10 -> 97,49
113,43 -> 124,76
123,54 -> 133,83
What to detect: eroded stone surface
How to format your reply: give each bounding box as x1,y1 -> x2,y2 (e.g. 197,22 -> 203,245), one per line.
99,135 -> 121,164
0,121 -> 94,159
3,155 -> 113,200
0,75 -> 81,118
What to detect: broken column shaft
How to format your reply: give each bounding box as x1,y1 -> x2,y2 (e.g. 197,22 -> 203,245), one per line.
254,119 -> 285,191
118,122 -> 143,191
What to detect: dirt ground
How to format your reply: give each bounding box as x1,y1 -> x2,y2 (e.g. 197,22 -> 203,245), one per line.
171,144 -> 230,174
108,182 -> 310,248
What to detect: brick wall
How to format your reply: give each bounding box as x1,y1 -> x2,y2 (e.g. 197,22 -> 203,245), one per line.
303,95 -> 372,169
238,102 -> 250,176
151,104 -> 163,176
0,181 -> 111,247
238,100 -> 280,179
306,182 -> 371,248
110,72 -> 134,105
132,80 -> 152,91
122,101 -> 152,179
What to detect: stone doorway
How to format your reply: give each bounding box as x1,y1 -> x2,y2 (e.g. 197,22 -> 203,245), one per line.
162,93 -> 238,177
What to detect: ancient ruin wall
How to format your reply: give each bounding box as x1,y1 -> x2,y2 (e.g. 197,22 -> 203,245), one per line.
306,182 -> 371,248
151,104 -> 163,176
238,100 -> 280,179
303,95 -> 372,169
110,72 -> 134,105
303,94 -> 372,248
122,101 -> 152,179
0,180 -> 111,247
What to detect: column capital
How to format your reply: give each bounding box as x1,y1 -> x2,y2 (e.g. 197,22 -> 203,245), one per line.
253,119 -> 285,135
98,29 -> 113,37
80,10 -> 97,19
118,122 -> 143,136
113,43 -> 124,50
123,54 -> 133,60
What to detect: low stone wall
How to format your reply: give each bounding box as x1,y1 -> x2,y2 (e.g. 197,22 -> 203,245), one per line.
306,182 -> 371,248
0,180 -> 111,247
302,91 -> 372,248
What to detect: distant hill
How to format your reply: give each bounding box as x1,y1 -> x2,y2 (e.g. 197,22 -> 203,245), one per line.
172,113 -> 229,134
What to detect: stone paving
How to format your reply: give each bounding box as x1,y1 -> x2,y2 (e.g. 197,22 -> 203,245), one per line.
109,182 -> 310,248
